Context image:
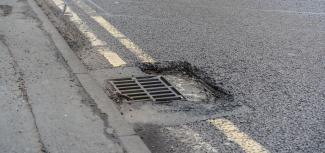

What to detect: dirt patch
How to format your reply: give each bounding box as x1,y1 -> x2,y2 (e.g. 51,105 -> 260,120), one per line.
0,5 -> 13,16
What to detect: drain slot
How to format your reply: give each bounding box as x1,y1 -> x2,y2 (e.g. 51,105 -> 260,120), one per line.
108,76 -> 184,102
126,93 -> 148,97
160,77 -> 171,86
116,83 -> 138,87
119,86 -> 141,90
153,94 -> 175,98
115,80 -> 136,84
140,81 -> 162,85
113,78 -> 133,81
155,97 -> 182,101
121,90 -> 145,94
133,97 -> 151,100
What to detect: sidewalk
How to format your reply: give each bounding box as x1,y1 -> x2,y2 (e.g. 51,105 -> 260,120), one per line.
0,0 -> 149,152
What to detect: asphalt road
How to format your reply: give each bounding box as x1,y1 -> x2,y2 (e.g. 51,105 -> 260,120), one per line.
64,0 -> 325,152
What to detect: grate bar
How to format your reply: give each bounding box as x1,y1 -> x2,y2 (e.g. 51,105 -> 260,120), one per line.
170,87 -> 182,96
160,77 -> 171,86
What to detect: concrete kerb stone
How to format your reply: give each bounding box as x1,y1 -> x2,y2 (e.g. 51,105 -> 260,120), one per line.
76,73 -> 136,137
27,0 -> 151,152
29,0 -> 88,74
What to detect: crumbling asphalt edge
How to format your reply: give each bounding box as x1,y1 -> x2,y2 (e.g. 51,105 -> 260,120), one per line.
26,0 -> 151,152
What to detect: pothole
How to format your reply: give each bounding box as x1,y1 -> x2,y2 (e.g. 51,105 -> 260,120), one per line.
159,74 -> 217,102
0,5 -> 13,17
96,61 -> 247,125
106,61 -> 232,104
137,61 -> 233,102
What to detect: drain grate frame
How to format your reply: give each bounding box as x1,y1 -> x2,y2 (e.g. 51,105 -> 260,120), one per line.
0,5 -> 12,17
108,76 -> 185,102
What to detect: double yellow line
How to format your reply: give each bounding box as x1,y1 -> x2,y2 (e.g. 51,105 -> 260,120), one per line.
52,0 -> 269,152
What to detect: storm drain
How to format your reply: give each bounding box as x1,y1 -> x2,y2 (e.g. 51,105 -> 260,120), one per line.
108,76 -> 185,102
0,5 -> 12,17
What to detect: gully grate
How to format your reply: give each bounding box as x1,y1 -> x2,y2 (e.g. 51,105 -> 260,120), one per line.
108,76 -> 185,102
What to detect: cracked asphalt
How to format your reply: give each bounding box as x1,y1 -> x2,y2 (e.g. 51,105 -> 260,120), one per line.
51,0 -> 325,152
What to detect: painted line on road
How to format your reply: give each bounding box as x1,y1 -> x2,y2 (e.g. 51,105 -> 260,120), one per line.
166,126 -> 219,153
52,0 -> 126,67
73,0 -> 155,63
209,119 -> 269,153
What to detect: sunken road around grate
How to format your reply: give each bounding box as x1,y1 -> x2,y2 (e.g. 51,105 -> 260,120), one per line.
107,76 -> 185,102
91,66 -> 250,125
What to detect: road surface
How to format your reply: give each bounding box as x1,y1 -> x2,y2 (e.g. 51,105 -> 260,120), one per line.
46,0 -> 325,152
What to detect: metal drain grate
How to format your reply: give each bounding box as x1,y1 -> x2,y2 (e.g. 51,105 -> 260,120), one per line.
108,76 -> 185,102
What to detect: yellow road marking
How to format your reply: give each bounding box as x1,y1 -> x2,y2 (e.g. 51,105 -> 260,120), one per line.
209,119 -> 269,153
52,0 -> 126,67
73,0 -> 155,63
97,47 -> 126,67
